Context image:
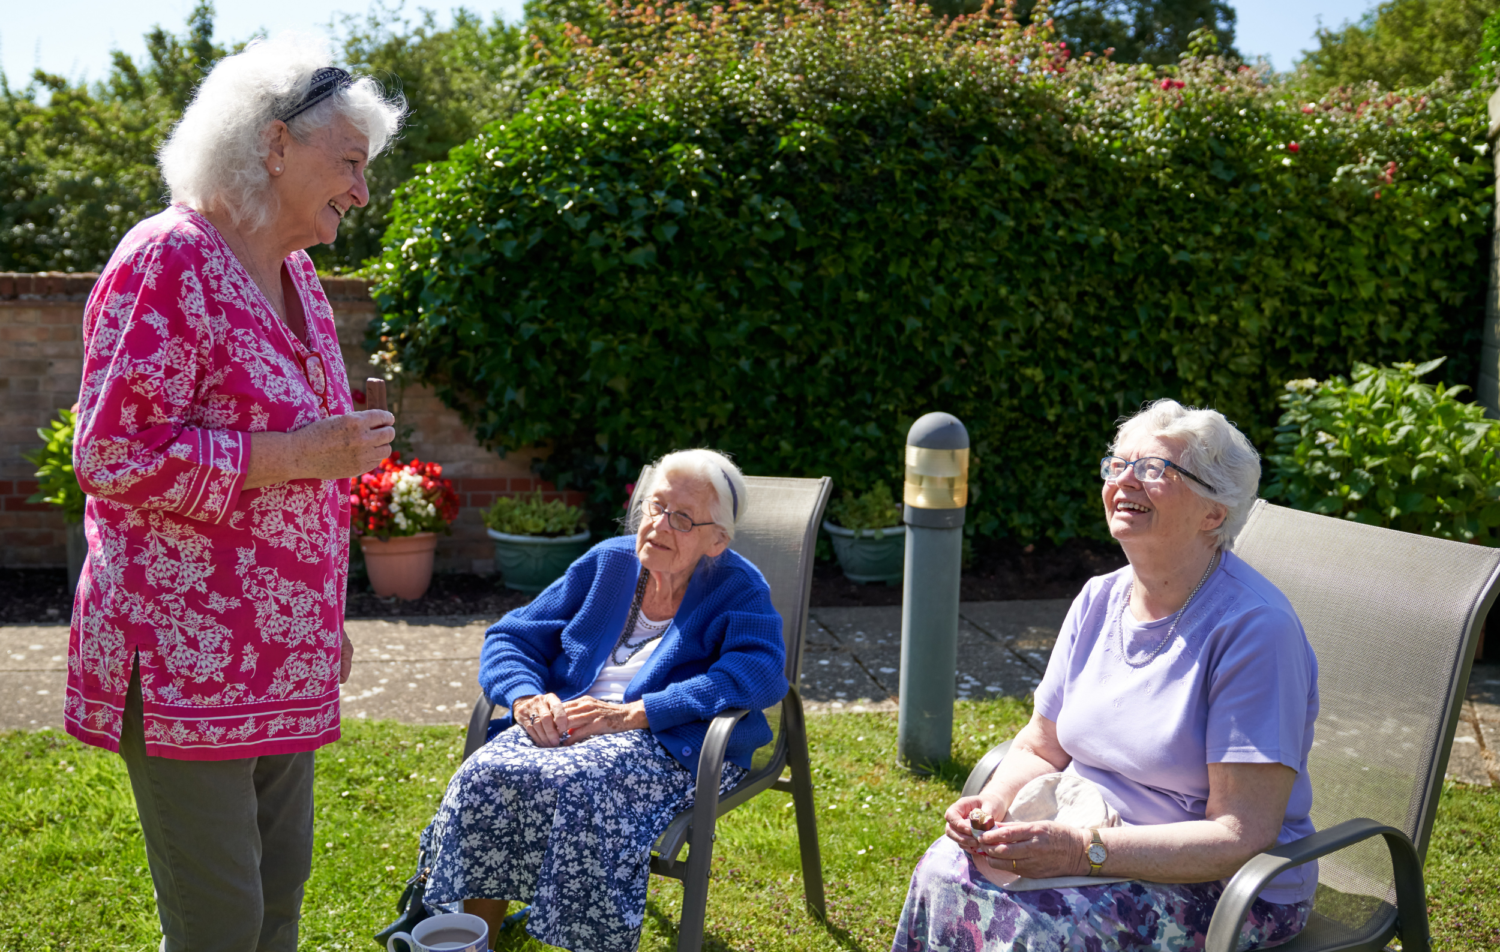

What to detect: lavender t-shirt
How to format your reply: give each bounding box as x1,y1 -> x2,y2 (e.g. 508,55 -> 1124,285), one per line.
1033,550 -> 1320,905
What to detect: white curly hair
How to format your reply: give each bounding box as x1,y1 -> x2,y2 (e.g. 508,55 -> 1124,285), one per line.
635,449 -> 749,542
1110,399 -> 1262,549
158,32 -> 405,231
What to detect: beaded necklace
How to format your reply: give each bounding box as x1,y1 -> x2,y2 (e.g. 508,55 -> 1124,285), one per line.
1115,551 -> 1219,668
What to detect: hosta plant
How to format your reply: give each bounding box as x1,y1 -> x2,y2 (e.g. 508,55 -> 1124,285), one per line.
1265,359 -> 1500,545
351,453 -> 461,539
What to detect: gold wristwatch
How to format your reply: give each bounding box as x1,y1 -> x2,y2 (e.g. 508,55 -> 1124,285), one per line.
1087,827 -> 1107,875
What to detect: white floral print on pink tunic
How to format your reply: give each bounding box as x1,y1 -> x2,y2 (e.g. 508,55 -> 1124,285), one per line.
66,204 -> 354,761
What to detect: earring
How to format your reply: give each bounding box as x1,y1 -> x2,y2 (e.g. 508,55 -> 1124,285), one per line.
274,166 -> 283,173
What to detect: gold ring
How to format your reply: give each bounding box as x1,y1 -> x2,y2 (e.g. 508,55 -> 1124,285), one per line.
1011,860 -> 1017,872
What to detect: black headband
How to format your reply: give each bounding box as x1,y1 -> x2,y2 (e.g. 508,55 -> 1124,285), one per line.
277,66 -> 353,124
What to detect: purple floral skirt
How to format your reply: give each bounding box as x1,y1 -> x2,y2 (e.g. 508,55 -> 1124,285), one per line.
893,838 -> 1311,952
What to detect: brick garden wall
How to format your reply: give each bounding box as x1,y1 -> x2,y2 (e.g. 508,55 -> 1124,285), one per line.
1,273 -> 578,573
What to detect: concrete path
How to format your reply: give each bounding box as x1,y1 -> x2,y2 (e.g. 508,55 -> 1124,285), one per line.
5,604 -> 1498,787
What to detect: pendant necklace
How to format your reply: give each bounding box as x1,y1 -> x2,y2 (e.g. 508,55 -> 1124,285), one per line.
1116,551 -> 1220,668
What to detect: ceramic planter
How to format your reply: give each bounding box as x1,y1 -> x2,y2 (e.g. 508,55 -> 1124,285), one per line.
487,528 -> 593,593
823,520 -> 906,584
66,521 -> 86,595
359,532 -> 439,600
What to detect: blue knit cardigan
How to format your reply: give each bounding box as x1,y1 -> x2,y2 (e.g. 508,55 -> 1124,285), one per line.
477,536 -> 788,774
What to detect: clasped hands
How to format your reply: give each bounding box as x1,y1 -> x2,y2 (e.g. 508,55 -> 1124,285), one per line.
511,692 -> 649,748
943,794 -> 1093,879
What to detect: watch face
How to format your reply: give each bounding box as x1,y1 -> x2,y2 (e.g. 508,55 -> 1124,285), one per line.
1088,844 -> 1108,864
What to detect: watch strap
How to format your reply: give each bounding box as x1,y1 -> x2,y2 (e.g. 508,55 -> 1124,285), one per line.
1087,827 -> 1106,876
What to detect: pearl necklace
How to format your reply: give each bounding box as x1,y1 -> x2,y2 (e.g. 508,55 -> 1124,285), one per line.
1116,551 -> 1220,668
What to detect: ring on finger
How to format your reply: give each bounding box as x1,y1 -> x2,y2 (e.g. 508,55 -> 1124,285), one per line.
1012,859 -> 1017,872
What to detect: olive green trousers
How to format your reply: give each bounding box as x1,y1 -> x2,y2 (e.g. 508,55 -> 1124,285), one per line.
118,667 -> 315,952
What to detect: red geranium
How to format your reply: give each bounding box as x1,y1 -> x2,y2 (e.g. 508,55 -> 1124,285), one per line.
350,452 -> 461,539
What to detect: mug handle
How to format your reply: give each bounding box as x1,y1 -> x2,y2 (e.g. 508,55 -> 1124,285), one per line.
387,931 -> 416,952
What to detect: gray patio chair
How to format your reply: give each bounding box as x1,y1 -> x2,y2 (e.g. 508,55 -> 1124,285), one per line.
463,470 -> 833,951
961,500 -> 1500,952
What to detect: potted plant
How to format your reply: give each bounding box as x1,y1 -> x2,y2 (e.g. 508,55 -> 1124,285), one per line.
25,406 -> 88,594
483,492 -> 592,593
351,453 -> 460,600
823,482 -> 906,584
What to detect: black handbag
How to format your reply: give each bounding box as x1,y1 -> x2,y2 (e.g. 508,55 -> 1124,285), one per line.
374,851 -> 431,951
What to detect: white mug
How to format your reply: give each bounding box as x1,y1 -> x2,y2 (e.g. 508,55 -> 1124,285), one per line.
387,912 -> 489,952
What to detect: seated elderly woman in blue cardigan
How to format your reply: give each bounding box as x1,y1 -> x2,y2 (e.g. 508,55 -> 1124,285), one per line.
420,448 -> 785,952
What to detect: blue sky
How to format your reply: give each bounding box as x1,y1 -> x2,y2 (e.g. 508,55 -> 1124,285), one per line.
2,0 -> 1380,89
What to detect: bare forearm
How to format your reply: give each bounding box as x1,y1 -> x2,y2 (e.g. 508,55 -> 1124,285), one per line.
1092,819 -> 1276,883
244,431 -> 302,490
980,721 -> 1071,814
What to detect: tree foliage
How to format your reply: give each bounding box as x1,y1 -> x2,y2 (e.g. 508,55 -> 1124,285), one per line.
1299,0 -> 1500,92
930,0 -> 1237,65
0,3 -> 225,271
370,0 -> 1493,542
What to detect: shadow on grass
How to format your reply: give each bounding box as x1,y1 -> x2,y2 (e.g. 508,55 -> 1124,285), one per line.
900,755 -> 980,796
644,895 -> 877,952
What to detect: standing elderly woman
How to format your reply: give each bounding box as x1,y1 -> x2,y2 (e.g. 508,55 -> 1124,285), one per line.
65,35 -> 403,952
420,449 -> 786,952
894,400 -> 1320,952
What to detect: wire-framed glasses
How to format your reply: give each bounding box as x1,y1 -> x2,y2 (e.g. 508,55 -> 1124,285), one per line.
1099,456 -> 1217,493
647,500 -> 716,533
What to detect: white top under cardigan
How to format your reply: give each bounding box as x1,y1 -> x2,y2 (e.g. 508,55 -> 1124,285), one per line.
585,611 -> 671,702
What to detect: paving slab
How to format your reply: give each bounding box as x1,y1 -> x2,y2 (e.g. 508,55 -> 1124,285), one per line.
0,623 -> 69,671
799,642 -> 887,708
958,599 -> 1072,674
0,670 -> 69,730
1447,709 -> 1492,786
809,605 -> 1043,702
1467,660 -> 1500,705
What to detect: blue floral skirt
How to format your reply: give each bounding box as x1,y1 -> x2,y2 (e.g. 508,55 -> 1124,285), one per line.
893,837 -> 1312,952
422,726 -> 744,952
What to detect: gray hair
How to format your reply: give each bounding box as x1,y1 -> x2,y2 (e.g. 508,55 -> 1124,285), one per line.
1111,399 -> 1262,549
157,33 -> 405,231
635,449 -> 749,542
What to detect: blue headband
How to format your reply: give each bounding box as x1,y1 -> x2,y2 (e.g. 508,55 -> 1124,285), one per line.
277,67 -> 353,124
720,468 -> 738,521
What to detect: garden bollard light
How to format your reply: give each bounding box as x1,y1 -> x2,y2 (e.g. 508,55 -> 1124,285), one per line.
897,411 -> 969,771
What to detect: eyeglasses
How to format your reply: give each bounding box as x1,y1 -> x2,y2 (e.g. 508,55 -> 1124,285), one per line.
1099,456 -> 1217,493
647,500 -> 716,533
292,347 -> 331,418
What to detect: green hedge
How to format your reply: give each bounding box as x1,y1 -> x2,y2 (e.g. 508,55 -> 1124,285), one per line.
371,2 -> 1493,542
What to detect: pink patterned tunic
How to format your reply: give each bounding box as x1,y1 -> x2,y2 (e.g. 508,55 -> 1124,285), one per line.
66,204 -> 354,761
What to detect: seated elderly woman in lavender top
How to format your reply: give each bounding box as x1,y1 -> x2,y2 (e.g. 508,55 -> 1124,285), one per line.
894,400 -> 1320,952
420,449 -> 787,952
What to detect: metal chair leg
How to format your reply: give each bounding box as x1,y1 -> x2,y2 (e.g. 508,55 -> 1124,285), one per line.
782,685 -> 826,919
676,710 -> 747,952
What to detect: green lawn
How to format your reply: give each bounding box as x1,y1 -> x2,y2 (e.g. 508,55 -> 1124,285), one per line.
3,701 -> 1497,951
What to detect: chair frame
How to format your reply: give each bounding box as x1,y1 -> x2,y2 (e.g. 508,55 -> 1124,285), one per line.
961,501 -> 1500,952
462,473 -> 833,951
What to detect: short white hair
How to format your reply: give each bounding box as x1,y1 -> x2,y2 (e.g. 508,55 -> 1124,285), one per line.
1111,399 -> 1262,548
158,33 -> 405,231
639,449 -> 749,541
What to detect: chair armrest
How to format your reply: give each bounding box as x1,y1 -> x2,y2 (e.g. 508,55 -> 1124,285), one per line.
692,708 -> 752,818
962,739 -> 1015,797
1204,817 -> 1428,952
463,694 -> 496,760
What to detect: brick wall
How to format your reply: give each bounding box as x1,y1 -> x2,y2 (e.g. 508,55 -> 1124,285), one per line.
2,273 -> 580,573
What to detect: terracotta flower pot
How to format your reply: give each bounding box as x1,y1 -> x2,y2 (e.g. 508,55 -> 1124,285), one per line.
359,532 -> 439,600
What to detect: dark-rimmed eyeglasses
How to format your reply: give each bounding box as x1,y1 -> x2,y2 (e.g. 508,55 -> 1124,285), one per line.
647,500 -> 716,533
1099,456 -> 1217,493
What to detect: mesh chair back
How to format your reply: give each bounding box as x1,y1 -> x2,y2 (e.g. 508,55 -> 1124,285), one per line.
627,468 -> 832,770
1233,500 -> 1499,933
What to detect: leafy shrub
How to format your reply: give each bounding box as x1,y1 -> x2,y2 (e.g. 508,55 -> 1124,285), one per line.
25,407 -> 86,523
826,483 -> 903,536
483,492 -> 589,536
371,1 -> 1492,543
1265,359 -> 1500,545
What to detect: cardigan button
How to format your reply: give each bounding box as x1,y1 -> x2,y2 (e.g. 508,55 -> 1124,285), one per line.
681,746 -> 693,757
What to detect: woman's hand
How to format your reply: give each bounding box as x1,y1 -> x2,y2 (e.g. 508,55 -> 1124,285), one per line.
339,630 -> 353,684
942,794 -> 1009,855
978,820 -> 1091,879
512,693 -> 569,748
245,410 -> 395,489
560,697 -> 648,743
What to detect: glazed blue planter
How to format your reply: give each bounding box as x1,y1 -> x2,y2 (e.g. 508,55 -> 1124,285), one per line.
822,520 -> 906,585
